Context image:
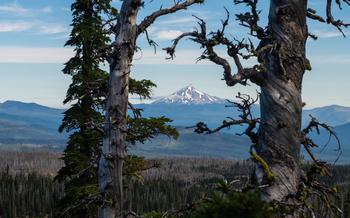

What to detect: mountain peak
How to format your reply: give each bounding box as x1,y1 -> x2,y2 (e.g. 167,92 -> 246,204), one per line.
152,85 -> 225,105
184,84 -> 195,90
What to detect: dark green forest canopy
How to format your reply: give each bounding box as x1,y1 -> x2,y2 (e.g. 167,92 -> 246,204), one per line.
1,151 -> 350,218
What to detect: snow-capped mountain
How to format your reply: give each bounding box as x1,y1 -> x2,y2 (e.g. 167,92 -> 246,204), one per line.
152,84 -> 226,105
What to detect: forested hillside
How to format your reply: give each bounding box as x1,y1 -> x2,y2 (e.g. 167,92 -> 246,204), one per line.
1,150 -> 350,217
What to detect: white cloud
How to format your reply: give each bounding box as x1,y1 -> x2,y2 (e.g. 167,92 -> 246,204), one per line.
0,21 -> 33,32
1,46 -> 189,65
159,17 -> 197,25
0,46 -> 259,66
0,4 -> 57,34
38,24 -> 68,35
133,49 -> 257,66
0,3 -> 52,15
0,47 -> 74,63
155,30 -> 183,40
313,29 -> 349,38
0,20 -> 68,35
41,6 -> 52,13
0,4 -> 28,14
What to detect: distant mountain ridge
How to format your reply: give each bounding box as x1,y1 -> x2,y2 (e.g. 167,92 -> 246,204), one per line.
0,87 -> 350,162
0,101 -> 66,145
304,105 -> 350,126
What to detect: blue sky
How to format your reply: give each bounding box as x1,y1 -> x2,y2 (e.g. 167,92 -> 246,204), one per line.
0,0 -> 349,108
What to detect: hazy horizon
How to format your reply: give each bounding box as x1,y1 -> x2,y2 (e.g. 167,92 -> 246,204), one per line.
1,82 -> 349,110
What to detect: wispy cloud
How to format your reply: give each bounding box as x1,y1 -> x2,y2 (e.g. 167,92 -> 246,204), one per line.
38,24 -> 68,35
0,3 -> 52,15
155,30 -> 183,40
0,20 -> 68,35
159,17 -> 197,25
0,4 -> 28,14
133,49 -> 257,66
0,4 -> 58,34
0,46 -> 258,66
0,47 -> 183,64
0,21 -> 33,32
0,47 -> 74,63
312,29 -> 349,38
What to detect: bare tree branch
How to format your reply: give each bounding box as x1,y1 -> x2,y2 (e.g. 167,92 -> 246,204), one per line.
300,115 -> 342,178
137,0 -> 204,36
326,0 -> 350,36
301,115 -> 341,153
306,8 -> 326,23
234,0 -> 266,39
163,14 -> 264,87
190,93 -> 260,145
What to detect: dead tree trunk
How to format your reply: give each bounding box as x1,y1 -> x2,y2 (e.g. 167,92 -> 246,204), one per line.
165,0 -> 349,216
255,0 -> 308,203
98,1 -> 140,217
164,0 -> 308,209
98,0 -> 203,217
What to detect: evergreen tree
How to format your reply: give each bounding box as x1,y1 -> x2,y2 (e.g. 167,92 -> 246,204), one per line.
56,1 -> 178,217
55,0 -> 111,217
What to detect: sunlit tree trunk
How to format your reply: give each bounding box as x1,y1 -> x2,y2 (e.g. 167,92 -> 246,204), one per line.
98,0 -> 204,216
98,1 -> 140,217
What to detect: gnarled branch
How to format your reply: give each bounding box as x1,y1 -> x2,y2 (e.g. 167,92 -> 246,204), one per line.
307,1 -> 349,37
234,0 -> 266,39
137,0 -> 204,35
192,93 -> 260,143
306,8 -> 326,23
326,0 -> 350,36
164,14 -> 264,87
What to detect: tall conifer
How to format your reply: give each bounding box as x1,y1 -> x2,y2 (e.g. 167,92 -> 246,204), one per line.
55,0 -> 111,216
56,1 -> 178,217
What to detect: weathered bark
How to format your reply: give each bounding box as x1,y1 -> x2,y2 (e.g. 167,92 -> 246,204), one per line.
98,1 -> 202,217
98,0 -> 140,217
255,0 -> 308,207
163,0 -> 346,216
